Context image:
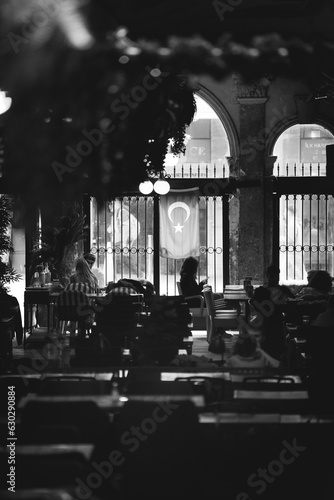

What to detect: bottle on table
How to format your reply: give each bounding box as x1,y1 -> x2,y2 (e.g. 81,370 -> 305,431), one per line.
34,264 -> 44,287
44,262 -> 51,284
39,264 -> 46,287
32,271 -> 40,287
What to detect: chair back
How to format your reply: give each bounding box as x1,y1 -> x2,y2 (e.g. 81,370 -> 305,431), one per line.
57,290 -> 89,321
94,293 -> 140,345
66,282 -> 96,294
203,287 -> 215,316
56,290 -> 91,322
20,400 -> 111,443
304,325 -> 334,412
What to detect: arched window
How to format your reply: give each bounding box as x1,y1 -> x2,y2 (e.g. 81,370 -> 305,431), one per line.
273,124 -> 334,284
273,124 -> 334,177
165,94 -> 231,178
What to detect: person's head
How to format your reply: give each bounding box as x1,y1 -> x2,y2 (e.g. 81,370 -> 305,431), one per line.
233,329 -> 257,357
306,269 -> 317,285
308,270 -> 332,293
266,265 -> 280,284
253,286 -> 271,303
75,257 -> 91,273
180,256 -> 199,277
84,253 -> 96,269
73,257 -> 96,286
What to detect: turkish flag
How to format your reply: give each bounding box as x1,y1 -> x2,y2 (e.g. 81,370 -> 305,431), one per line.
160,189 -> 200,259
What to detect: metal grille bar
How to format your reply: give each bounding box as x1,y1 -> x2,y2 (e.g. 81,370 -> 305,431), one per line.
90,193 -> 227,294
159,195 -> 225,295
279,194 -> 334,283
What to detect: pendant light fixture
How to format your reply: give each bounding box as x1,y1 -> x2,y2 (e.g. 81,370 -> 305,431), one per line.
139,170 -> 170,195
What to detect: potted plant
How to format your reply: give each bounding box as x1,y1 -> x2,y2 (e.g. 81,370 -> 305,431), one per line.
29,202 -> 88,287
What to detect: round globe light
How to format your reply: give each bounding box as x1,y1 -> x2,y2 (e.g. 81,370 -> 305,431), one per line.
154,179 -> 170,195
139,180 -> 154,195
0,91 -> 12,115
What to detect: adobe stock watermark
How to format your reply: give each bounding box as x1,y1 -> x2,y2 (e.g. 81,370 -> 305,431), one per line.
236,438 -> 306,499
0,0 -> 69,56
52,66 -> 170,183
213,0 -> 244,23
75,400 -> 180,499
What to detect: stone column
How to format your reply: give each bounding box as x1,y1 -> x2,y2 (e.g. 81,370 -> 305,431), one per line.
226,156 -> 240,285
263,155 -> 278,272
229,91 -> 269,285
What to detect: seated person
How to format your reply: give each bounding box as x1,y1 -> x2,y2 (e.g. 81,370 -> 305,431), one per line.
84,252 -> 105,288
0,286 -> 23,368
84,252 -> 96,269
312,293 -> 334,327
179,256 -> 208,307
68,257 -> 98,294
106,281 -> 136,296
295,270 -> 332,300
263,264 -> 295,303
294,269 -> 317,297
179,256 -> 224,308
107,278 -> 155,299
224,329 -> 280,368
0,287 -> 23,341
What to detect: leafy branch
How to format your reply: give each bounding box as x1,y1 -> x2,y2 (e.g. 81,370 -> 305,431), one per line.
0,195 -> 22,292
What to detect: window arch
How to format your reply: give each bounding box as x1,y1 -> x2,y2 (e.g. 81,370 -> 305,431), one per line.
165,89 -> 235,178
273,123 -> 334,176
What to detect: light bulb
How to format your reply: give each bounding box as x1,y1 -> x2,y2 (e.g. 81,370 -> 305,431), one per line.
139,180 -> 154,195
0,91 -> 12,115
154,179 -> 170,195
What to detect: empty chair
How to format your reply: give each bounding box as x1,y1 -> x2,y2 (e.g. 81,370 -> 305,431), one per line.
55,289 -> 93,340
303,325 -> 334,412
36,375 -> 111,395
111,400 -> 205,499
18,422 -> 83,445
0,447 -> 88,490
20,400 -> 112,444
203,287 -> 239,343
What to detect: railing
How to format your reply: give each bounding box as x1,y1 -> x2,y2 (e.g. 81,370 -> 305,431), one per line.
274,163 -> 326,177
165,163 -> 229,179
278,193 -> 334,283
90,192 -> 228,294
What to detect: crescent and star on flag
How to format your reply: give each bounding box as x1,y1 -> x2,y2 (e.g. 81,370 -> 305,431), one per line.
167,202 -> 190,233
